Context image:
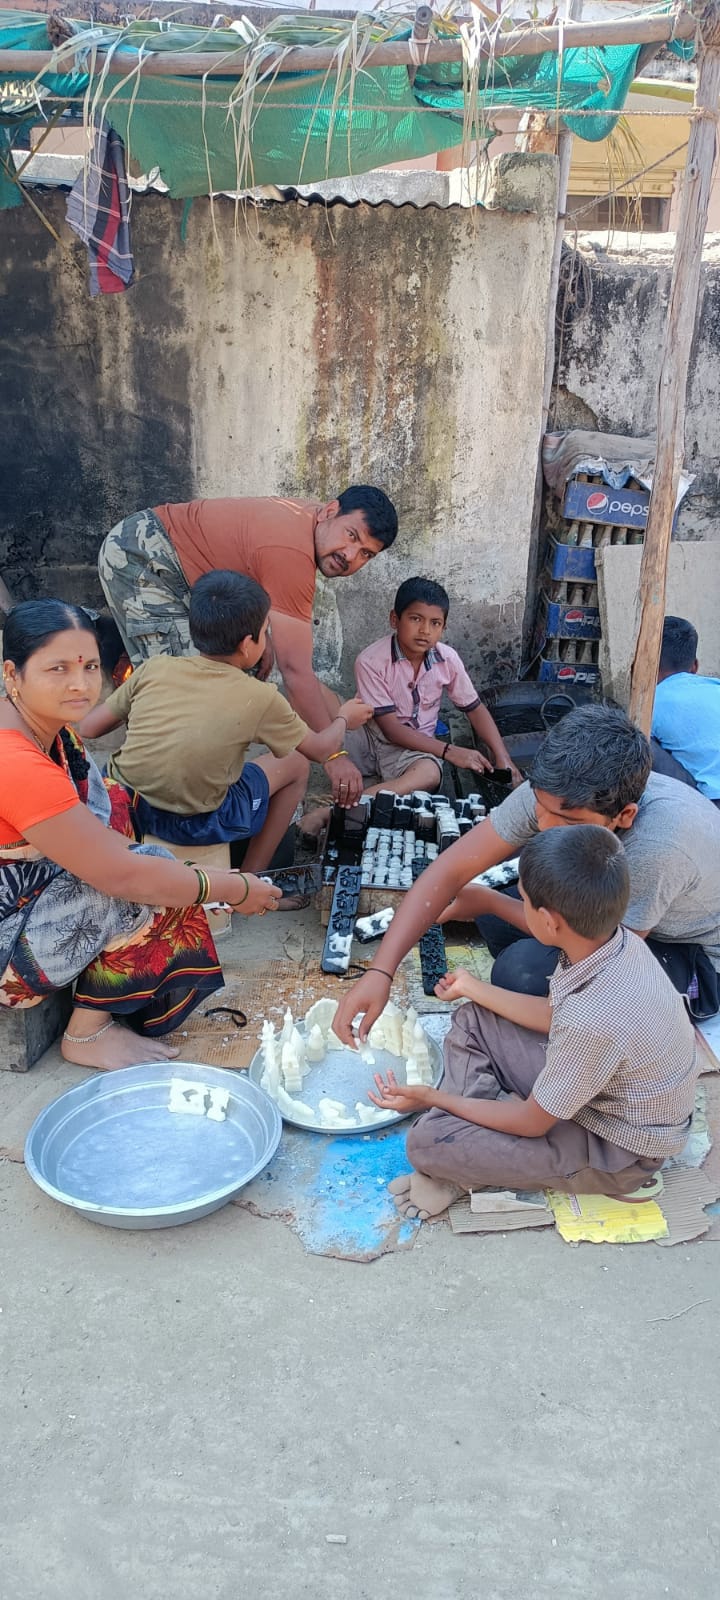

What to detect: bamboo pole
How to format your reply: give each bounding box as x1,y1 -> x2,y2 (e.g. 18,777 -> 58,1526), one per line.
628,12 -> 720,733
0,12 -> 699,82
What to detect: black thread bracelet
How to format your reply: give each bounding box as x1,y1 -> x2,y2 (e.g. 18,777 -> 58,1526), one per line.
369,968 -> 394,982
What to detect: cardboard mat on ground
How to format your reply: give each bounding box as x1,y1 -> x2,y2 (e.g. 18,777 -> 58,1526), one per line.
449,1074 -> 720,1246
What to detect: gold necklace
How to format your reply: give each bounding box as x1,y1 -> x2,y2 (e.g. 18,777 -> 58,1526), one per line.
9,701 -> 49,755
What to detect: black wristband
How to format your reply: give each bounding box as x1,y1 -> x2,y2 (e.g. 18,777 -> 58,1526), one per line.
442,742 -> 451,762
369,968 -> 394,983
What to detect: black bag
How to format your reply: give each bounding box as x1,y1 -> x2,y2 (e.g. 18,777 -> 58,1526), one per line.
647,938 -> 720,1022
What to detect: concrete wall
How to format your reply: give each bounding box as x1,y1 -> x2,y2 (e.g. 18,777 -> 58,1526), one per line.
553,236 -> 720,543
0,157 -> 557,692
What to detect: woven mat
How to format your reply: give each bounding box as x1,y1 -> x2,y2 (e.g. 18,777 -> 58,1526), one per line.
167,953 -> 411,1072
406,939 -> 493,1013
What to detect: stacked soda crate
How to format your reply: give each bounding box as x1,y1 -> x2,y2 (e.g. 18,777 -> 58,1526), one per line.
533,474 -> 647,686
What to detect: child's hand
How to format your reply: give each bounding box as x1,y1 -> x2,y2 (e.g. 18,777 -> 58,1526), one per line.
340,696 -> 374,731
435,967 -> 487,1003
368,1071 -> 433,1113
445,745 -> 493,774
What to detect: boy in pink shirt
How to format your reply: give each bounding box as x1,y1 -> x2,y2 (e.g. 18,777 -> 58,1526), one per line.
345,577 -> 518,799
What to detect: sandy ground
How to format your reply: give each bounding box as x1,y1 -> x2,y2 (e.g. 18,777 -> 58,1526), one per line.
2,910 -> 719,1599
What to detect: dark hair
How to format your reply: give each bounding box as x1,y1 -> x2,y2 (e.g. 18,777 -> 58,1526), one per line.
660,615 -> 698,675
519,825 -> 629,941
3,600 -> 98,785
188,570 -> 270,655
530,705 -> 651,818
393,576 -> 449,620
3,599 -> 98,671
336,486 -> 398,548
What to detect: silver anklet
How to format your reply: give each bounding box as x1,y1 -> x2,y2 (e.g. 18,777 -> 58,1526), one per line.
63,1020 -> 115,1044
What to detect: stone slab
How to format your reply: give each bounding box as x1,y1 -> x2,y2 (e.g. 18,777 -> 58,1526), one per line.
0,989 -> 73,1072
596,542 -> 720,707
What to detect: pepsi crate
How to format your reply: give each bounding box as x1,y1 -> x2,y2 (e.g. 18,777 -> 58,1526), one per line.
562,478 -> 669,533
538,657 -> 601,685
535,588 -> 601,642
540,567 -> 597,607
545,531 -> 597,583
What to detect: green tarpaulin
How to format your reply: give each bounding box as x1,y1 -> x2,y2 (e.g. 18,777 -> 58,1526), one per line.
0,9 -> 695,203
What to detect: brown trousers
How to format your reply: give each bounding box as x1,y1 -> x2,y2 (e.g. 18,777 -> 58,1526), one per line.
407,1004 -> 662,1195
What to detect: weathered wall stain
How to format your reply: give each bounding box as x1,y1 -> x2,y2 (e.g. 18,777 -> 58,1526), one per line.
555,241 -> 720,543
0,173 -> 556,687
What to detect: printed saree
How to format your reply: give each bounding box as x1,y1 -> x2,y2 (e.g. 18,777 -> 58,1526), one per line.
0,730 -> 223,1034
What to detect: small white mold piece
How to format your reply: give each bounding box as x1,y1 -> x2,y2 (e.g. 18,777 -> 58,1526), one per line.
470,856 -> 521,891
318,1097 -> 357,1129
168,1080 -> 207,1116
401,1005 -> 418,1057
276,1085 -> 315,1121
281,1039 -> 303,1093
354,907 -> 395,943
355,1101 -> 390,1126
382,1001 -> 404,1057
259,1020 -> 280,1097
411,1020 -> 433,1084
367,1014 -> 386,1051
289,1025 -> 307,1071
356,1038 -> 375,1068
168,1081 -> 229,1120
325,1026 -> 345,1051
404,1055 -> 423,1087
305,1023 -> 326,1062
279,1007 -> 294,1045
304,998 -> 339,1040
206,1088 -> 230,1122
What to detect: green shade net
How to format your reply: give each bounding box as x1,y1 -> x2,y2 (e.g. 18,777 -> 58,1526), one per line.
0,8 -> 695,203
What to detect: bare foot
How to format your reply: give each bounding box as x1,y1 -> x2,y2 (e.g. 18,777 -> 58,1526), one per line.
61,1023 -> 179,1072
301,805 -> 331,840
389,1172 -> 464,1221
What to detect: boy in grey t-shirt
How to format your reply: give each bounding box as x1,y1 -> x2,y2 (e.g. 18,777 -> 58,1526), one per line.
330,706 -> 720,1047
451,707 -> 720,1017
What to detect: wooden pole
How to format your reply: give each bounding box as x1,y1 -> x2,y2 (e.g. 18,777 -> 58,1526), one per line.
0,12 -> 698,82
540,0 -> 583,433
628,9 -> 720,733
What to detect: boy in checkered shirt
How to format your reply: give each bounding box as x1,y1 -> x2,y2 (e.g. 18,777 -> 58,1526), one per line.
369,826 -> 699,1221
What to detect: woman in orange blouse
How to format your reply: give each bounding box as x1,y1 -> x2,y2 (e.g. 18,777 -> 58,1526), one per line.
0,600 -> 281,1072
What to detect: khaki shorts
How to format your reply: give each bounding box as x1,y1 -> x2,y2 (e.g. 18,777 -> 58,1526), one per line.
345,720 -> 443,784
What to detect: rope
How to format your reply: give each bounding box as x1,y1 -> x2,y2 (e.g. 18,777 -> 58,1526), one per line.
16,94 -> 715,118
565,135 -> 690,220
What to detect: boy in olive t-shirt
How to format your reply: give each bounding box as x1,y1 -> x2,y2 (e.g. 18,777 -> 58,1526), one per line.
80,571 -> 371,873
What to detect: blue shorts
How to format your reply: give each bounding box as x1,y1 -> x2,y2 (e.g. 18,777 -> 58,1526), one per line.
131,762 -> 270,846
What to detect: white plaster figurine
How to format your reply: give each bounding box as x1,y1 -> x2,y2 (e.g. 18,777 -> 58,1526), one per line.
305,1023 -> 325,1062
281,1038 -> 303,1093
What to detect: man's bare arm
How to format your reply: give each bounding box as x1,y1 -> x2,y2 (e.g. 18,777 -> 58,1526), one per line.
268,610 -> 334,729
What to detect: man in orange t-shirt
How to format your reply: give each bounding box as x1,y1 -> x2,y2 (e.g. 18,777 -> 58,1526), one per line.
98,488 -> 398,805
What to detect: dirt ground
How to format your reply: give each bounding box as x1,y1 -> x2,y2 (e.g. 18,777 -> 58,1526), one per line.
1,908 -> 719,1599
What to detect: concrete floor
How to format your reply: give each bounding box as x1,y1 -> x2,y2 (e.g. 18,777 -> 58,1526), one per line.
2,909 -> 719,1598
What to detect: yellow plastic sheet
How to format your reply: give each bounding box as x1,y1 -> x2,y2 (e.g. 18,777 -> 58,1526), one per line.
548,1190 -> 668,1244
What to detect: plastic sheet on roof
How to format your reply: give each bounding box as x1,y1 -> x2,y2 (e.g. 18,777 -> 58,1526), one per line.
0,9 -> 695,204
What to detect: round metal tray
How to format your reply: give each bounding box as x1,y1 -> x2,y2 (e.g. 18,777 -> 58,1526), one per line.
24,1063 -> 281,1230
247,1029 -> 444,1135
